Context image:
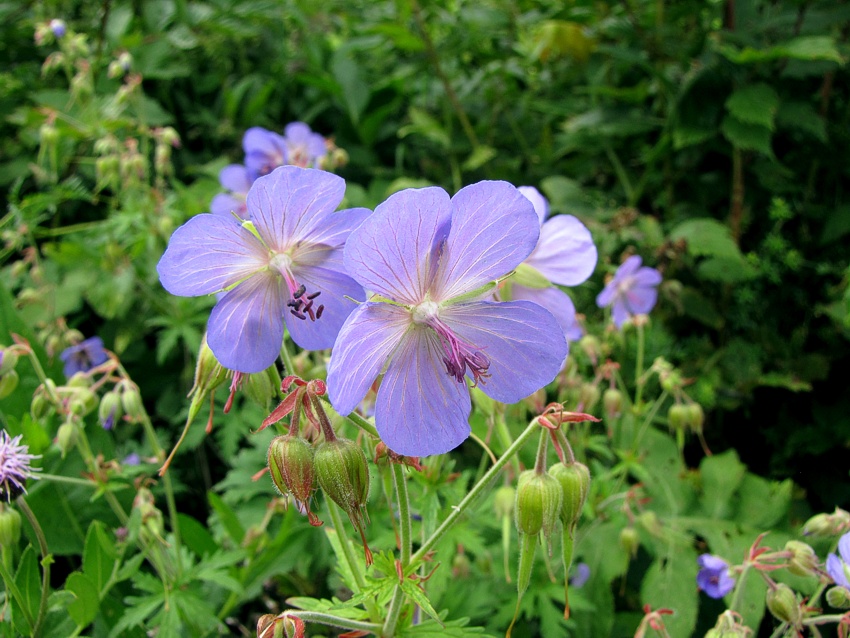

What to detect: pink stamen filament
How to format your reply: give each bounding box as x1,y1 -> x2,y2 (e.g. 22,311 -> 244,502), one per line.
428,318 -> 491,386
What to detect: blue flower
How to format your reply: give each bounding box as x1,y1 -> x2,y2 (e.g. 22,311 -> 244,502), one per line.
49,19 -> 66,38
243,127 -> 287,180
570,562 -> 591,588
596,255 -> 662,328
282,122 -> 327,169
211,164 -> 252,219
507,186 -> 597,343
158,166 -> 370,373
328,182 -> 567,457
60,336 -> 108,378
697,554 -> 735,598
827,532 -> 850,589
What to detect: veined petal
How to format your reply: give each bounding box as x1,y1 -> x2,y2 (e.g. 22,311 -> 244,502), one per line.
375,326 -> 471,456
827,554 -> 850,589
285,265 -> 366,350
293,206 -> 371,249
436,181 -> 539,300
328,303 -> 411,416
441,300 -> 566,404
246,166 -> 345,253
838,532 -> 850,565
219,164 -> 252,193
518,185 -> 549,226
595,281 -> 617,308
618,255 -> 643,277
625,286 -> 658,315
344,187 -> 451,305
157,214 -> 267,296
611,299 -> 630,328
513,285 -> 582,342
633,266 -> 663,286
526,215 -> 597,286
206,271 -> 285,373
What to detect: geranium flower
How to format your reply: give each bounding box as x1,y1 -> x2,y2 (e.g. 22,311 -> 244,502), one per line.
0,430 -> 40,502
827,532 -> 850,589
157,166 -> 370,373
210,164 -> 252,219
328,182 -> 567,457
60,336 -> 108,378
697,554 -> 736,598
596,255 -> 662,328
243,127 -> 287,180
282,122 -> 327,169
506,186 -> 597,342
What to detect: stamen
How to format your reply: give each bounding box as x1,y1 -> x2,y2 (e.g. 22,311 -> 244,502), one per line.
293,284 -> 307,299
290,309 -> 307,320
287,282 -> 324,322
429,319 -> 490,386
306,291 -> 321,300
316,305 -> 325,319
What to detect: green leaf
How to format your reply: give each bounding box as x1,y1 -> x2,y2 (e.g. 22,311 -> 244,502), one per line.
640,549 -> 699,638
331,49 -> 370,126
65,572 -> 99,627
776,102 -> 826,142
323,526 -> 360,593
680,287 -> 724,330
718,36 -> 843,64
699,449 -> 746,519
177,513 -> 218,557
207,490 -> 245,544
83,520 -> 117,594
11,546 -> 40,636
462,145 -> 497,171
669,219 -> 741,261
399,107 -> 451,149
735,475 -> 792,528
720,115 -> 773,155
401,578 -> 443,625
725,84 -> 779,130
697,256 -> 758,283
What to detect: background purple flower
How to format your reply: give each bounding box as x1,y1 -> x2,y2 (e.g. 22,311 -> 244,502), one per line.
158,166 -> 369,373
570,562 -> 591,588
283,122 -> 327,168
827,532 -> 850,589
596,255 -> 662,328
507,186 -> 597,343
210,164 -> 252,219
697,554 -> 735,598
0,430 -> 41,501
49,19 -> 66,38
243,127 -> 287,180
328,182 -> 567,457
60,336 -> 108,378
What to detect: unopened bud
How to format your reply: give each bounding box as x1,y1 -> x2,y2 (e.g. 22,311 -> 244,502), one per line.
784,540 -> 818,577
803,509 -> 850,537
667,404 -> 688,431
578,335 -> 601,361
133,487 -> 165,543
705,610 -> 751,637
515,470 -> 562,538
67,372 -> 92,388
578,383 -> 600,411
659,370 -> 683,393
31,393 -> 51,420
56,421 -> 79,457
452,550 -> 471,578
687,403 -> 705,433
268,436 -> 318,525
40,122 -> 59,147
120,385 -> 144,420
0,506 -> 22,547
0,349 -> 18,376
243,365 -> 281,409
68,387 -> 98,416
494,485 -> 515,519
766,583 -> 801,625
602,387 -> 622,418
619,526 -> 640,558
549,462 -> 590,530
826,585 -> 850,609
0,370 -> 18,400
98,391 -> 123,430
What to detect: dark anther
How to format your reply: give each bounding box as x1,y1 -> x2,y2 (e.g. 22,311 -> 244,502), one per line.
306,291 -> 322,300
290,309 -> 307,320
316,305 -> 325,319
293,284 -> 307,299
286,299 -> 302,309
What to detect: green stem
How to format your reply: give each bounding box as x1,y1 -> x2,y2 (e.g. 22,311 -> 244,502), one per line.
411,418 -> 540,567
17,498 -> 50,638
630,389 -> 668,452
728,563 -> 750,614
279,338 -> 296,377
37,473 -> 93,487
0,557 -> 35,633
74,425 -> 129,526
382,464 -> 413,637
533,429 -> 549,473
289,611 -> 383,633
325,398 -> 379,439
494,411 -> 521,478
634,321 -> 646,409
605,145 -> 635,204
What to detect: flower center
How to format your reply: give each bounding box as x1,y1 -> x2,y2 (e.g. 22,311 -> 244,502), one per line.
269,253 -> 325,322
412,302 -> 490,386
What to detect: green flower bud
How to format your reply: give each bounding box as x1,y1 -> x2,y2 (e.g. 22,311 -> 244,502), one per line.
56,421 -> 79,457
31,392 -> 51,420
0,506 -> 22,547
659,370 -> 683,393
452,550 -> 472,578
39,122 -> 59,146
494,485 -> 515,519
766,583 -> 801,625
826,585 -> 850,609
0,349 -> 18,376
243,365 -> 282,409
515,470 -> 562,538
602,387 -> 623,418
0,370 -> 19,400
619,526 -> 640,558
667,404 -> 688,431
578,383 -> 600,411
186,335 -> 228,425
784,540 -> 818,577
705,610 -> 751,637
578,335 -> 601,361
67,372 -> 92,388
549,462 -> 590,529
133,487 -> 165,544
686,403 -> 705,433
68,387 -> 98,417
98,390 -> 123,428
802,509 -> 850,537
120,385 -> 144,421
268,436 -> 319,525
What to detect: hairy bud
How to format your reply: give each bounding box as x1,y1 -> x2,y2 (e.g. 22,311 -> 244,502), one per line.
268,436 -> 319,526
803,509 -> 850,537
766,583 -> 801,626
0,506 -> 22,547
0,370 -> 18,400
549,461 -> 590,530
602,387 -> 623,418
619,526 -> 640,558
784,540 -> 818,577
826,585 -> 850,609
56,421 -> 79,457
515,470 -> 563,538
667,404 -> 688,431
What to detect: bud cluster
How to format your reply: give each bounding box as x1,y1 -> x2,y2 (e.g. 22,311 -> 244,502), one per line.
0,345 -> 21,400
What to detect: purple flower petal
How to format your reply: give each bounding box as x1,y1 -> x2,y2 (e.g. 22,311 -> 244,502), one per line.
243,127 -> 287,178
440,300 -> 566,404
518,185 -> 549,226
827,554 -> 850,589
157,215 -> 267,296
210,193 -> 246,218
512,285 -> 582,342
206,271 -> 285,373
435,182 -> 539,300
246,166 -> 345,253
328,303 -> 411,416
285,266 -> 367,350
219,164 -> 252,193
625,286 -> 658,315
60,337 -> 109,377
611,299 -> 630,329
839,532 -> 850,565
344,187 -> 451,305
375,327 -> 471,456
619,255 -> 643,277
632,267 -> 663,287
525,215 -> 597,286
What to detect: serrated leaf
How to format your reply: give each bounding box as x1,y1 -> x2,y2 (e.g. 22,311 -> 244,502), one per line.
640,550 -> 698,638
286,596 -> 372,620
324,526 -> 360,593
65,572 -> 99,627
721,115 -> 773,155
109,594 -> 163,638
735,475 -> 792,528
725,84 -> 779,130
401,579 -> 443,625
83,520 -> 117,594
700,449 -> 746,519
